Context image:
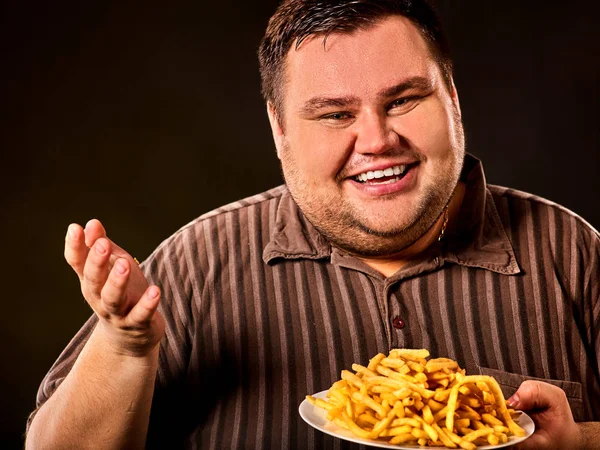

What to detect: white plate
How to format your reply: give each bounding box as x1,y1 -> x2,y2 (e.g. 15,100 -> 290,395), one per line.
299,390 -> 535,449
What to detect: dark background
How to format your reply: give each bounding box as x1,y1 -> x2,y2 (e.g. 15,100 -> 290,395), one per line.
2,1 -> 598,447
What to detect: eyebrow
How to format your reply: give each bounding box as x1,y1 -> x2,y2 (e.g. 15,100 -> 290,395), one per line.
377,76 -> 434,99
298,95 -> 359,116
298,76 -> 434,116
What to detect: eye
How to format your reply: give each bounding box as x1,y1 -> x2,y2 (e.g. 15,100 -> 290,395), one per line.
318,111 -> 355,127
390,98 -> 410,107
388,96 -> 421,114
321,112 -> 352,121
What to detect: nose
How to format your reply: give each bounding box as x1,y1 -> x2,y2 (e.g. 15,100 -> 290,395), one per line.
353,111 -> 399,155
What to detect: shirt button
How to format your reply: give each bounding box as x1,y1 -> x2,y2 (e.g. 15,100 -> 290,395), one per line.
392,316 -> 405,329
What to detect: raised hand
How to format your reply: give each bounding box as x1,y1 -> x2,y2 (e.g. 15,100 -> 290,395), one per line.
64,219 -> 165,357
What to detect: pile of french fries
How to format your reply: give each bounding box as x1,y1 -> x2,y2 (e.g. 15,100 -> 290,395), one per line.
307,349 -> 526,449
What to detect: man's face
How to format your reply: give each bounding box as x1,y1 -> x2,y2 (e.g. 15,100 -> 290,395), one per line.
269,15 -> 465,257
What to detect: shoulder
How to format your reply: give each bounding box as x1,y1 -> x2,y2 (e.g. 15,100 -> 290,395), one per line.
191,185 -> 288,224
488,184 -> 599,245
486,185 -> 599,309
138,185 -> 288,322
142,185 -> 288,271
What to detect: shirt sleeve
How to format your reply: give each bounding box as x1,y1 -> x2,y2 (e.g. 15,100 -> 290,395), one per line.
581,226 -> 600,420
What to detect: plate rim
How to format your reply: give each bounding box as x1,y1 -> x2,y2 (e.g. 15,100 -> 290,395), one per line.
299,389 -> 535,449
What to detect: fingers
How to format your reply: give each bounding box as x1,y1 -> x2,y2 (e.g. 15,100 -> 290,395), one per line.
84,219 -> 136,265
65,218 -> 164,357
509,380 -> 579,450
83,249 -> 159,327
100,257 -> 132,317
84,218 -> 107,248
64,218 -> 109,279
81,238 -> 112,306
64,223 -> 88,279
508,380 -> 566,412
126,285 -> 161,327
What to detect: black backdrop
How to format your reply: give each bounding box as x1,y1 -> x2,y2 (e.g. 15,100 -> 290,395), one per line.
2,1 -> 598,447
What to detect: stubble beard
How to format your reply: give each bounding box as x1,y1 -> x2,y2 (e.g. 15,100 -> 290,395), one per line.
284,170 -> 454,257
280,120 -> 465,258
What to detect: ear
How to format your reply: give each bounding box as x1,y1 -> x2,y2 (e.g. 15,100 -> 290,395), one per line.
267,102 -> 285,160
449,77 -> 462,118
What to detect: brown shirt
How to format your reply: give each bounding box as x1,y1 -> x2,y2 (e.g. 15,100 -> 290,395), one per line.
29,154 -> 600,449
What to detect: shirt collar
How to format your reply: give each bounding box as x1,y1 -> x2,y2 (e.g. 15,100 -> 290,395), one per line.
263,153 -> 520,276
262,190 -> 331,262
443,154 -> 521,275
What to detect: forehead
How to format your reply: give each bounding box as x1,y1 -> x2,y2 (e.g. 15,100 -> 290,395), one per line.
282,16 -> 438,104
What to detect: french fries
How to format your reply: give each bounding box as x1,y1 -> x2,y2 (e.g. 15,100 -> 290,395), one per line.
306,349 -> 526,448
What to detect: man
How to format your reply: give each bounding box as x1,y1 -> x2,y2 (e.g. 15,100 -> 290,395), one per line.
26,0 -> 599,449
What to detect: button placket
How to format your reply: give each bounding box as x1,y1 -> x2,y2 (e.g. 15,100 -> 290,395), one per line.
392,316 -> 405,329
385,285 -> 406,348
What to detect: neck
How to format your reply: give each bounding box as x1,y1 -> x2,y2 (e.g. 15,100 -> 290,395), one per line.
359,182 -> 466,278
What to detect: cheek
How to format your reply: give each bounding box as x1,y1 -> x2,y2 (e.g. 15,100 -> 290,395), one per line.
288,126 -> 352,179
401,104 -> 454,158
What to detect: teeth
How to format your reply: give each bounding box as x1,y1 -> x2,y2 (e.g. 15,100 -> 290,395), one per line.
355,164 -> 408,182
378,177 -> 398,185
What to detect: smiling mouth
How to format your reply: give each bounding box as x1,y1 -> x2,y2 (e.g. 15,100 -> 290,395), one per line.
353,162 -> 418,184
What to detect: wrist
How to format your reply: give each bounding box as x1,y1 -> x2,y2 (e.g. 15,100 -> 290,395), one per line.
576,422 -> 600,450
92,321 -> 161,363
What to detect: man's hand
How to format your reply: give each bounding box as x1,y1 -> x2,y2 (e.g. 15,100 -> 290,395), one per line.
509,380 -> 581,449
26,219 -> 163,449
64,219 -> 165,357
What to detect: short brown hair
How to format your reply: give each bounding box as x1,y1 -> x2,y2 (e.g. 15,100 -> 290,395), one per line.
258,0 -> 453,123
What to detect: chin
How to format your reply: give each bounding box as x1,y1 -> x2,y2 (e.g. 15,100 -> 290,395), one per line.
349,206 -> 418,236
355,222 -> 412,239
326,231 -> 416,257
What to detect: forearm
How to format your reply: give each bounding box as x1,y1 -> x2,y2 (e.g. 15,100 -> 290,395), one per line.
578,422 -> 600,450
26,325 -> 159,450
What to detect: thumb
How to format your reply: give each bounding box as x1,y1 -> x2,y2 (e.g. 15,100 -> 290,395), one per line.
508,380 -> 545,411
508,380 -> 570,416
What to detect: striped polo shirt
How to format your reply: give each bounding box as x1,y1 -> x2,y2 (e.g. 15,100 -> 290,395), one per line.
30,154 -> 599,449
